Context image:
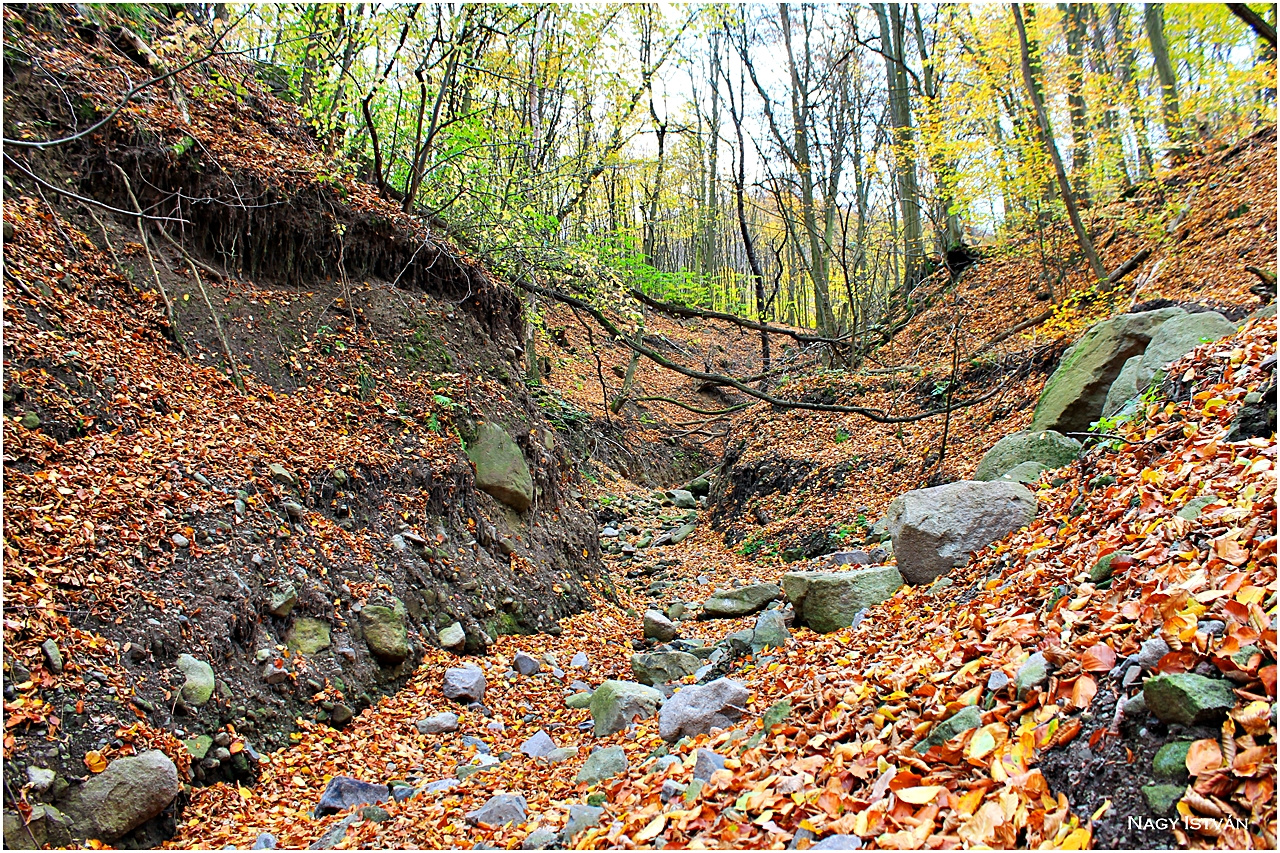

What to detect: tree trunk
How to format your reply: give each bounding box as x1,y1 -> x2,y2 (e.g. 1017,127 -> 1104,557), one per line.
1144,3 -> 1184,151
1061,3 -> 1091,201
1111,5 -> 1155,178
1012,4 -> 1107,282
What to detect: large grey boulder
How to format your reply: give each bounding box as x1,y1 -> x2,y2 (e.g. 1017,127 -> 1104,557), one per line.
442,666 -> 487,703
631,651 -> 701,686
60,750 -> 179,841
659,678 -> 748,742
701,582 -> 781,617
589,680 -> 664,736
466,422 -> 534,511
1102,355 -> 1144,417
360,599 -> 409,664
887,480 -> 1036,585
1000,461 -> 1049,484
563,804 -> 604,840
176,654 -> 215,707
1134,311 -> 1238,388
782,566 -> 904,633
974,430 -> 1081,481
1030,307 -> 1185,433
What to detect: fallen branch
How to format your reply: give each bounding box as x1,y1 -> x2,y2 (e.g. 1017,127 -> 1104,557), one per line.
976,309 -> 1055,354
1106,247 -> 1152,284
514,276 -> 1011,424
1245,266 -> 1276,285
632,396 -> 754,416
629,288 -> 849,346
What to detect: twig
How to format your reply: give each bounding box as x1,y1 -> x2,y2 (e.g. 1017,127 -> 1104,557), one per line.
4,154 -> 187,224
111,164 -> 187,355
154,223 -> 246,392
81,203 -> 124,272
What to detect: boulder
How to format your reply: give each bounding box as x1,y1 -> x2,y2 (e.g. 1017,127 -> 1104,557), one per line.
565,692 -> 592,710
443,666 -> 487,704
589,680 -> 664,736
466,793 -> 527,827
686,477 -> 711,497
630,652 -> 701,687
821,550 -> 873,567
313,776 -> 388,818
658,678 -> 748,742
60,750 -> 179,841
973,430 -> 1081,482
438,622 -> 466,651
751,609 -> 791,650
1135,311 -> 1238,388
1143,674 -> 1237,726
887,480 -> 1036,585
466,422 -> 534,511
286,617 -> 331,655
416,712 -> 459,735
176,654 -> 215,707
523,827 -> 559,849
1000,461 -> 1049,484
701,582 -> 781,618
1030,307 -> 1185,433
782,566 -> 904,633
360,600 -> 409,664
575,745 -> 628,785
1102,355 -> 1144,417
643,610 -> 678,642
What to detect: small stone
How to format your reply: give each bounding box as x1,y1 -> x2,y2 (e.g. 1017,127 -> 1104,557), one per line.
514,652 -> 542,676
313,776 -> 388,818
41,639 -> 63,674
443,666 -> 487,704
915,706 -> 983,753
520,730 -> 557,759
1152,741 -> 1193,781
522,827 -> 558,849
466,793 -> 526,827
693,748 -> 726,781
565,692 -> 592,710
176,654 -> 215,707
267,582 -> 298,618
544,747 -> 578,764
751,609 -> 790,651
1142,784 -> 1184,816
661,780 -> 685,802
1088,551 -> 1131,584
27,766 -> 56,792
251,832 -> 278,849
570,652 -> 589,669
987,670 -> 1010,693
1143,674 -> 1237,726
171,534 -> 190,548
262,662 -> 289,685
658,679 -> 748,742
563,804 -> 604,840
1014,652 -> 1050,698
810,834 -> 864,850
438,622 -> 466,651
576,745 -> 628,785
643,610 -> 678,642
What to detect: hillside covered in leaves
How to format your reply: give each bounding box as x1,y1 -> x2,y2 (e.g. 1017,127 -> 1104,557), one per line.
2,4 -> 1277,853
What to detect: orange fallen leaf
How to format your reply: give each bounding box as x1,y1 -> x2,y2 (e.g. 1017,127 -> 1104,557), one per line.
1080,643 -> 1115,672
896,785 -> 945,805
1185,739 -> 1223,776
84,750 -> 108,773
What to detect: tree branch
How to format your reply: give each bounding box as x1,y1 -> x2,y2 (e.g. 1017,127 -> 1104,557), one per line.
1226,3 -> 1277,46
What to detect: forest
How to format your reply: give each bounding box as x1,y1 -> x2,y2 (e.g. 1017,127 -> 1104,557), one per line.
1,3 -> 1276,851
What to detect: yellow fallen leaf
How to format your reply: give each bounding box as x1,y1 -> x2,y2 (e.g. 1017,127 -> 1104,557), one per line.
634,815 -> 666,842
897,785 -> 944,805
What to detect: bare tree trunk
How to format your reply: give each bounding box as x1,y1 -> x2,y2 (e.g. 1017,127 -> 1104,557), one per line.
1144,3 -> 1184,151
1012,4 -> 1107,282
1111,5 -> 1155,178
874,3 -> 925,296
1061,3 -> 1091,201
